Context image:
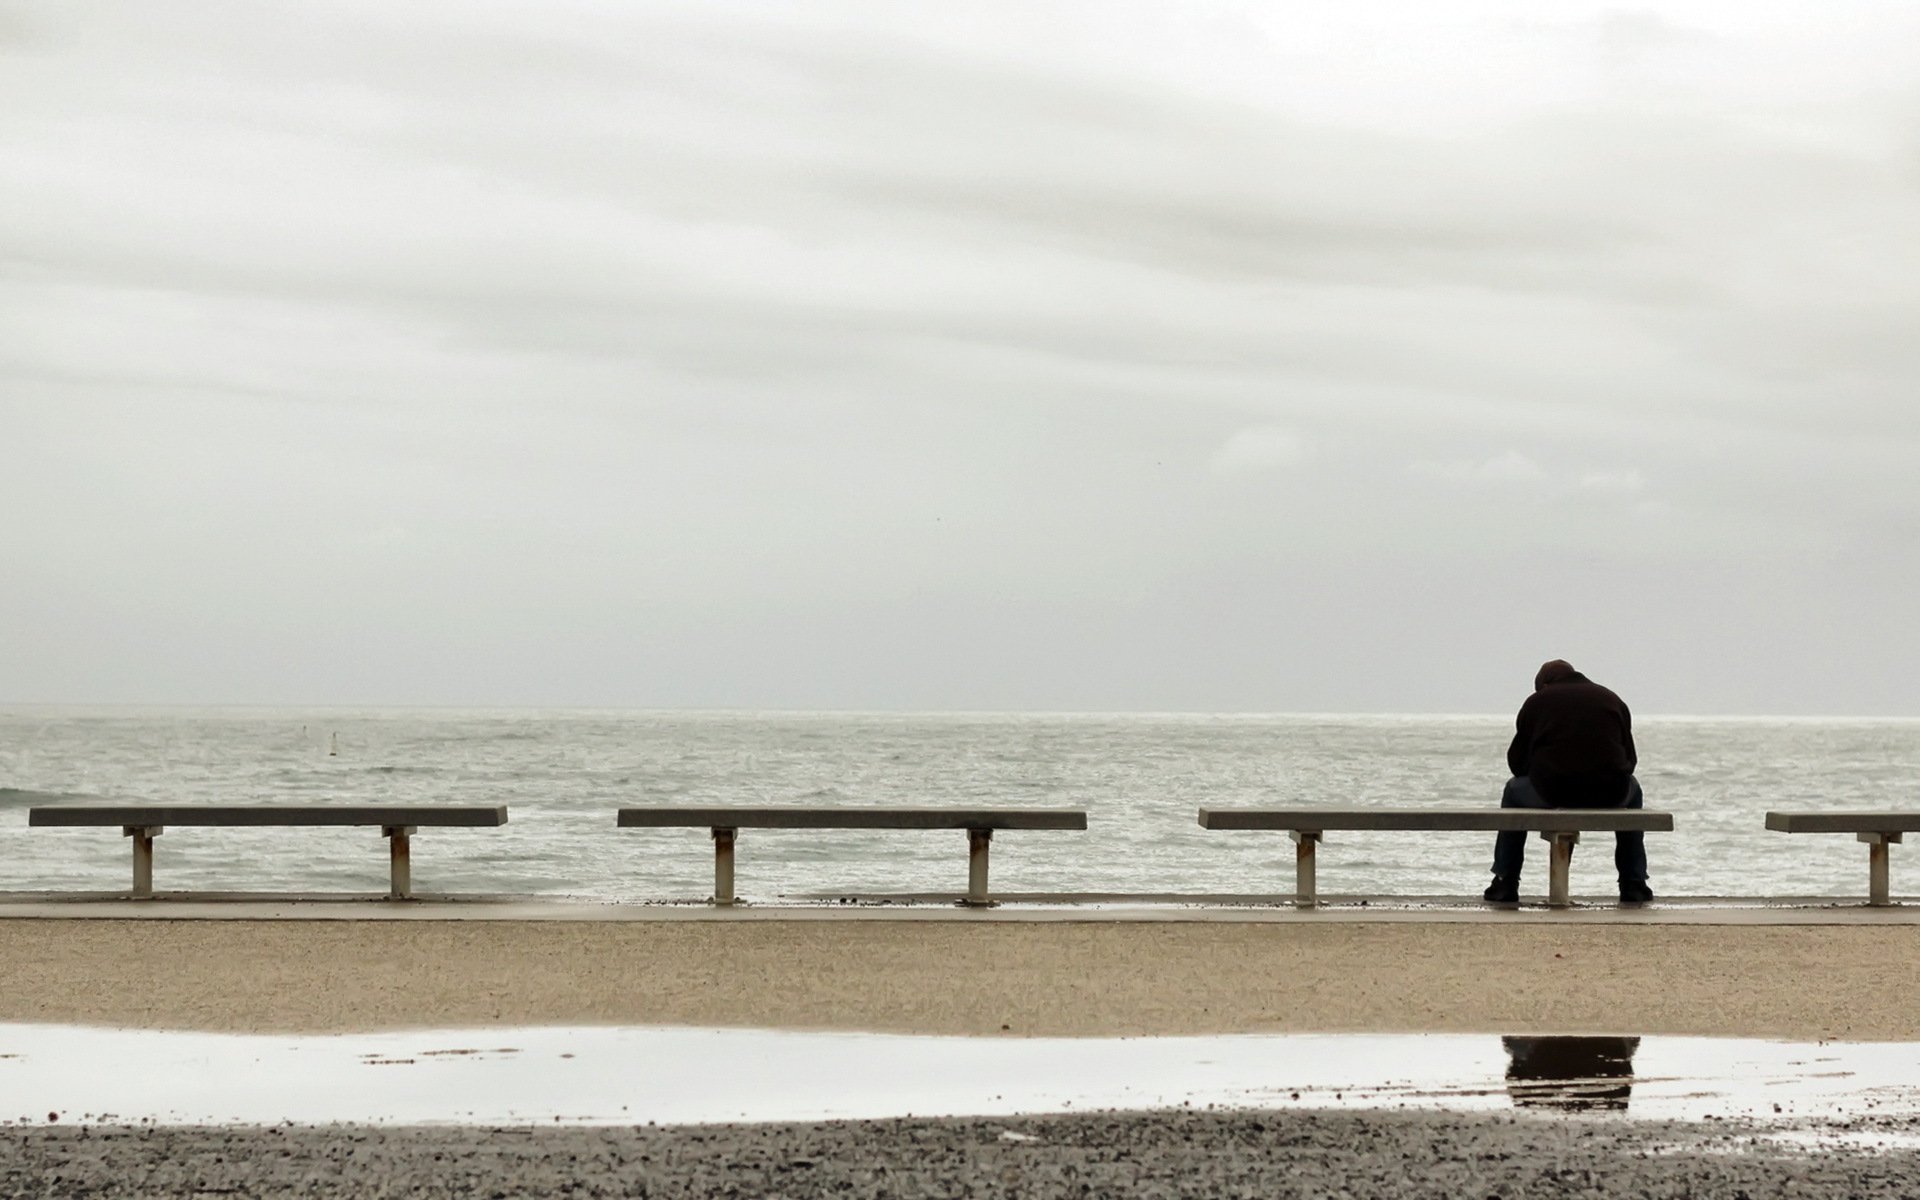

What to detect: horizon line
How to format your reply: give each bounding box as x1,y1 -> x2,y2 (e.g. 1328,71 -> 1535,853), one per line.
2,702 -> 1917,723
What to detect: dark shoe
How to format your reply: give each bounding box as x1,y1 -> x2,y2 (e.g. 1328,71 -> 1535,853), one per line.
1484,876 -> 1519,904
1619,880 -> 1653,904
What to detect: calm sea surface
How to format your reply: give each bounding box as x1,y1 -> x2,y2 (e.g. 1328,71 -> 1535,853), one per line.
2,709 -> 1917,900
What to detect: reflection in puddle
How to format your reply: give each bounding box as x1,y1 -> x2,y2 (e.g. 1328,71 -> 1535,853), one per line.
0,1025 -> 1915,1133
1504,1036 -> 1640,1112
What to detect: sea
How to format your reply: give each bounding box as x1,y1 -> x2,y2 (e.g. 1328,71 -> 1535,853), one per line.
2,709 -> 1916,901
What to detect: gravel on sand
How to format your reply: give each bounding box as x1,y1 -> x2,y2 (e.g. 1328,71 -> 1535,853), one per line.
7,1109 -> 1920,1199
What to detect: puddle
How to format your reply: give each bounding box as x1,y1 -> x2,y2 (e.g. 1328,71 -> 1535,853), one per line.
1,1026 -> 1918,1134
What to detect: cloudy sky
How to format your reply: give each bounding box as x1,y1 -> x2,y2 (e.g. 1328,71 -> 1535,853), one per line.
3,1 -> 1918,714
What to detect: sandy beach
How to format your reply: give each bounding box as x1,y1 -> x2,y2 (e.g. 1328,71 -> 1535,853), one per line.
3,917 -> 1917,1039
8,916 -> 1920,1198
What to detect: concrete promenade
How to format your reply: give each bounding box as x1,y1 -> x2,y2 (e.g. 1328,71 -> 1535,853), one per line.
2,892 -> 1919,923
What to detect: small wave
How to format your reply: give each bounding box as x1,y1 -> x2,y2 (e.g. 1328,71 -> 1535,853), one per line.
0,787 -> 118,809
445,730 -> 545,743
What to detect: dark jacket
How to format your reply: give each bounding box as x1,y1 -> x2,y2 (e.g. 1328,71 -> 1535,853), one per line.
1507,665 -> 1637,806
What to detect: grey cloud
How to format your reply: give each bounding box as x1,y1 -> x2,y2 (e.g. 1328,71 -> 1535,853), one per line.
1508,9 -> 1715,63
1592,10 -> 1713,57
3,1 -> 1919,712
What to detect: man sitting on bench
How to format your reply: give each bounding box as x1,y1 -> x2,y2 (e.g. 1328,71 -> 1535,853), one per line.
1485,659 -> 1653,905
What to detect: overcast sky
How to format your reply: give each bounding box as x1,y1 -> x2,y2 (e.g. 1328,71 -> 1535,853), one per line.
3,1 -> 1918,715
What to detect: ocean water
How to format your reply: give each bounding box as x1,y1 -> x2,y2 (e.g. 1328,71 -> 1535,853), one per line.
1,709 -> 1916,901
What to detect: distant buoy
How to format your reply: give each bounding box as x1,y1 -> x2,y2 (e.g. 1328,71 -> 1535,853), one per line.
329,732 -> 339,757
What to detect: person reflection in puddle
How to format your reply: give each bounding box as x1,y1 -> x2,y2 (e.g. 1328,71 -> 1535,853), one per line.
1503,1036 -> 1640,1112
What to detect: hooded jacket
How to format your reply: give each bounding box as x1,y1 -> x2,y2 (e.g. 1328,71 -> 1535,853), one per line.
1506,661 -> 1637,804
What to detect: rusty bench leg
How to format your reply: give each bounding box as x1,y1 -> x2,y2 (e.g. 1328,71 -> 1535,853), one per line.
962,828 -> 994,907
711,827 -> 737,906
1860,832 -> 1901,906
1544,831 -> 1579,908
384,825 -> 416,899
122,825 -> 161,899
1290,831 -> 1321,908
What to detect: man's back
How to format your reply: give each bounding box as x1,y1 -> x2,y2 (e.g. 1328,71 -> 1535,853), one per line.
1488,659 -> 1650,901
1507,661 -> 1636,806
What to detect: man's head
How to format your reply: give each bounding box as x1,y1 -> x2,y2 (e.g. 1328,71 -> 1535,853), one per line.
1535,659 -> 1581,689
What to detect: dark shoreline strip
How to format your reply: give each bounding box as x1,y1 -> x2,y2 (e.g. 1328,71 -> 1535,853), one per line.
6,1110 -> 1920,1199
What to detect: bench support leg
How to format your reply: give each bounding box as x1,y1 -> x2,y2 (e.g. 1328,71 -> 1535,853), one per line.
1290,831 -> 1321,908
1860,832 -> 1901,906
123,825 -> 161,899
711,827 -> 737,906
384,826 -> 416,899
963,828 -> 993,907
1545,832 -> 1579,908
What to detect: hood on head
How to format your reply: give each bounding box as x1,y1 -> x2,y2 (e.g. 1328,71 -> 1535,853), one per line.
1534,659 -> 1583,689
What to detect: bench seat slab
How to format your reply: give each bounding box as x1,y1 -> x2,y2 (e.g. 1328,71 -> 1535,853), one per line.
1199,808 -> 1672,908
617,808 -> 1085,905
616,807 -> 1086,831
1765,812 -> 1920,834
1767,812 -> 1917,905
28,804 -> 505,899
29,804 -> 508,827
1197,808 -> 1672,833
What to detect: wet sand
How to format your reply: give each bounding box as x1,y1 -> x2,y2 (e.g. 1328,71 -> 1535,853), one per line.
8,1110 -> 1920,1199
2,918 -> 1916,1039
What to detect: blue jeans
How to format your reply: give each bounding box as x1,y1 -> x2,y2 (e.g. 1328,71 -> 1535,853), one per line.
1491,775 -> 1647,882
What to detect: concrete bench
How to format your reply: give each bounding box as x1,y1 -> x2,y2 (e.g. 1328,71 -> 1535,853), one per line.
616,806 -> 1088,906
27,802 -> 509,899
1764,812 -> 1920,905
1197,808 -> 1676,908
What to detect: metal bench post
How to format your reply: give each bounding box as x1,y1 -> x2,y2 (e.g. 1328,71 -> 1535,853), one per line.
1545,831 -> 1579,908
1289,831 -> 1321,907
964,827 -> 992,906
1861,832 -> 1901,906
384,825 -> 416,899
711,827 -> 737,905
123,825 -> 161,899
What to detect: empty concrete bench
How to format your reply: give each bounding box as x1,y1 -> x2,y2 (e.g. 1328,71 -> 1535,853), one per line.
27,803 -> 509,899
616,806 -> 1088,906
1197,808 -> 1676,908
1765,812 -> 1920,905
